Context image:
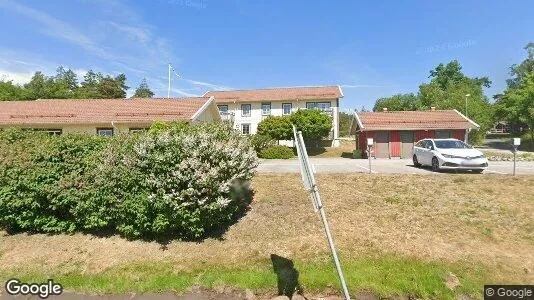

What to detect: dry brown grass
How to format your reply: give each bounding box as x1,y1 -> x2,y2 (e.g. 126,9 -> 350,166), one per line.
1,174 -> 533,283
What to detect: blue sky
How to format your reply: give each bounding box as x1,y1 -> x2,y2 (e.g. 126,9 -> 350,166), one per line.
0,0 -> 532,112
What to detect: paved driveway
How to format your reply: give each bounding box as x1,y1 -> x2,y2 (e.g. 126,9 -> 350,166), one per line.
257,158 -> 534,175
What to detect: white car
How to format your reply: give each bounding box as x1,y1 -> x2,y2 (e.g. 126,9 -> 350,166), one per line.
412,138 -> 488,173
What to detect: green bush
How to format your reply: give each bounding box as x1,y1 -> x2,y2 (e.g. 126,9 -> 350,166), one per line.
256,116 -> 293,141
352,149 -> 364,159
249,134 -> 276,153
0,128 -> 107,234
259,145 -> 295,159
0,123 -> 258,240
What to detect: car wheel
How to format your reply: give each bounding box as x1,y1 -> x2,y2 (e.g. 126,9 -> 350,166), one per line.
472,169 -> 484,174
431,157 -> 440,172
413,155 -> 421,167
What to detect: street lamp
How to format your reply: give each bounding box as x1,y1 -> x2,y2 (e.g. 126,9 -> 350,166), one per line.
465,94 -> 471,118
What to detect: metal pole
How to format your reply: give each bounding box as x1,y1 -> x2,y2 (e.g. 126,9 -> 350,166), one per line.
514,147 -> 517,176
167,63 -> 171,99
368,146 -> 372,174
311,187 -> 351,300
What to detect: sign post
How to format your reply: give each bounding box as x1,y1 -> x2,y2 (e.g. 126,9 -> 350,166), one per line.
293,126 -> 351,300
367,138 -> 374,174
512,138 -> 521,176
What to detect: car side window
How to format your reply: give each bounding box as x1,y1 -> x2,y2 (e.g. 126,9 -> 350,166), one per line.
427,140 -> 435,150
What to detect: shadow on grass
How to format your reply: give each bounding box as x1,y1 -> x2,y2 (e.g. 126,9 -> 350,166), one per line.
405,164 -> 485,174
271,254 -> 304,298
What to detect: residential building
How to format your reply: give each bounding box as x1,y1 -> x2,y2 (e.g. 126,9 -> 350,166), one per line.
0,97 -> 220,135
350,108 -> 479,158
205,86 -> 343,147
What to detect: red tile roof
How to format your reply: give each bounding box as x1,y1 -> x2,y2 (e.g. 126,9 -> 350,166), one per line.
352,110 -> 479,132
0,97 -> 213,126
205,86 -> 343,103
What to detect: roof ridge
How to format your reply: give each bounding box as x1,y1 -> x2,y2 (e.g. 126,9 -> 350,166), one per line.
20,97 -> 210,103
206,85 -> 339,93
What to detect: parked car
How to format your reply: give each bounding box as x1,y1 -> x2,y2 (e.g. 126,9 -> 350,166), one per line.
412,138 -> 488,173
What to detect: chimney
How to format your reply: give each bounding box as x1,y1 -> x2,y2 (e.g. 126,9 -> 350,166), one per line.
430,107 -> 436,111
382,107 -> 388,112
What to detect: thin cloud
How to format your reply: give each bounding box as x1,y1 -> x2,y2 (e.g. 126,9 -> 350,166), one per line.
0,0 -> 114,60
183,79 -> 233,91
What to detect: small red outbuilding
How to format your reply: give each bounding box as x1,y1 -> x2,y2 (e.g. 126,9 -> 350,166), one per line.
350,109 -> 480,158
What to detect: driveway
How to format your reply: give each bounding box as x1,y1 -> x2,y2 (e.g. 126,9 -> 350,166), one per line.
257,158 -> 534,175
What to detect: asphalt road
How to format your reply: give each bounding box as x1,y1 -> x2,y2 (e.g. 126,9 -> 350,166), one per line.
257,158 -> 534,175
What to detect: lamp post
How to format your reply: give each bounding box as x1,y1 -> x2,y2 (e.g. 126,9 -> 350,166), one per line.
465,93 -> 471,118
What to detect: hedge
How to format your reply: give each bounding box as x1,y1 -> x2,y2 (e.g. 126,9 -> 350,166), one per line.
258,145 -> 295,159
0,123 -> 258,240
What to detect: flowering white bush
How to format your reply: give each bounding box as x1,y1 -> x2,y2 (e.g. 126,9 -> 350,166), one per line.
82,123 -> 258,240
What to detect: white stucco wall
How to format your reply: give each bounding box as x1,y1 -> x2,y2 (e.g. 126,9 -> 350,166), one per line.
218,99 -> 340,146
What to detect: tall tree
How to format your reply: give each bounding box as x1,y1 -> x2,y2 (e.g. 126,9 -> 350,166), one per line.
507,43 -> 534,89
338,111 -> 353,137
418,60 -> 493,144
496,43 -> 534,148
133,78 -> 154,98
373,93 -> 419,111
0,80 -> 27,101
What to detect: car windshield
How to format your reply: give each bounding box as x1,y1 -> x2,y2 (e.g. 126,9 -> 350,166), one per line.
434,140 -> 470,149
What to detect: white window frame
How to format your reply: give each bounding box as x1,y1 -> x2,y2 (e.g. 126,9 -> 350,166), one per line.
241,104 -> 251,117
241,123 -> 251,135
306,101 -> 331,112
46,129 -> 62,136
217,105 -> 228,113
261,102 -> 271,116
282,103 -> 292,115
97,128 -> 114,137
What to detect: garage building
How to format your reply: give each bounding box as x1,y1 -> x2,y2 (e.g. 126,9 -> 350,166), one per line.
350,108 -> 480,158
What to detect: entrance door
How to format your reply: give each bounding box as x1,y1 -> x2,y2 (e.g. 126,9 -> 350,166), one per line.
375,131 -> 390,158
400,131 -> 414,159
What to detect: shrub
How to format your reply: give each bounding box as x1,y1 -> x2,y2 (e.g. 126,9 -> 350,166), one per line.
0,129 -> 107,234
290,109 -> 332,142
259,145 -> 295,159
249,134 -> 276,153
0,123 -> 259,240
257,116 -> 293,141
352,149 -> 364,159
79,122 -> 258,239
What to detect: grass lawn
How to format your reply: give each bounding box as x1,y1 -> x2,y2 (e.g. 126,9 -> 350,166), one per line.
305,139 -> 356,158
1,174 -> 533,299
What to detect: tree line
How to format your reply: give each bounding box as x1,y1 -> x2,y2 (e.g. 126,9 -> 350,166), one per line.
0,67 -> 154,101
372,43 -> 534,145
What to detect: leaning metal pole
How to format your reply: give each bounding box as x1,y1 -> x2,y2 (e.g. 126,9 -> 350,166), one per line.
293,127 -> 351,299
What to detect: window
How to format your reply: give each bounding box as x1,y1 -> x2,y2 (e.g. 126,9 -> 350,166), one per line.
129,128 -> 148,133
282,103 -> 292,115
241,104 -> 251,117
97,128 -> 114,137
306,102 -> 331,112
33,128 -> 62,136
217,105 -> 228,113
241,123 -> 250,135
261,102 -> 271,115
46,129 -> 62,136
